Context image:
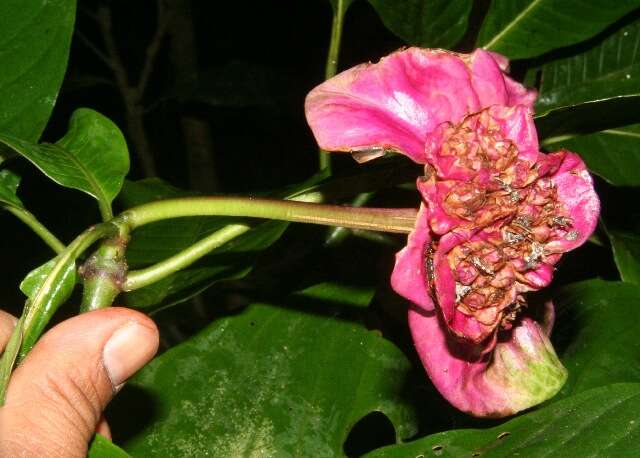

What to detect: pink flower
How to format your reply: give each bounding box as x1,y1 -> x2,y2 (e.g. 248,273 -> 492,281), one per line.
304,48 -> 600,417
305,48 -> 535,164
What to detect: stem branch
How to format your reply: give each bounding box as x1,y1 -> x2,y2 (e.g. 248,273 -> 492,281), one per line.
125,223 -> 250,291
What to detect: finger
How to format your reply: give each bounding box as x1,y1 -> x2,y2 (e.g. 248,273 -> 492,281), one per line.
0,310 -> 17,352
0,307 -> 158,457
96,415 -> 111,441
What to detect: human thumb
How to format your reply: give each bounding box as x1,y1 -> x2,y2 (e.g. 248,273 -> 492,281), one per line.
0,307 -> 158,457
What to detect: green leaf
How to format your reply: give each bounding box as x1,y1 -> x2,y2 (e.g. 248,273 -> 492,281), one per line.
477,0 -> 640,60
0,169 -> 23,208
120,179 -> 289,310
19,257 -> 76,354
368,0 -> 473,49
535,95 -> 640,140
88,435 -> 131,458
543,125 -> 640,186
109,283 -> 418,456
0,0 -> 76,142
553,280 -> 640,396
534,18 -> 640,139
608,229 -> 640,284
19,258 -> 74,298
365,384 -> 640,457
536,18 -> 640,113
0,109 -> 130,220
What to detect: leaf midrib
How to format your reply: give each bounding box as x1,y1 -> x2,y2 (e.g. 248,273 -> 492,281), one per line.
483,0 -> 544,50
53,141 -> 110,207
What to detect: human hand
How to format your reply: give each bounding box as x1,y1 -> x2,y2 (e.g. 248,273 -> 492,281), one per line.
0,307 -> 159,457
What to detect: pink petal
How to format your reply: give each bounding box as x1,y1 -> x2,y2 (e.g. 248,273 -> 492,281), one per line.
518,263 -> 555,290
482,51 -> 538,108
504,76 -> 538,108
546,151 -> 600,253
408,303 -> 567,417
390,203 -> 435,311
433,231 -> 497,343
492,105 -> 539,163
305,48 -> 533,164
417,177 -> 466,235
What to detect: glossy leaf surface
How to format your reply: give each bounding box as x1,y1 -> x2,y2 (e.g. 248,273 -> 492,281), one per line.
535,18 -> 640,138
0,109 -> 129,218
553,280 -> 640,396
18,257 -> 76,354
477,0 -> 639,59
368,0 -> 473,49
536,19 -> 640,113
0,0 -> 76,142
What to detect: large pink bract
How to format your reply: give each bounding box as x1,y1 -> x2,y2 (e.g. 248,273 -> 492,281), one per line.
305,47 -> 600,417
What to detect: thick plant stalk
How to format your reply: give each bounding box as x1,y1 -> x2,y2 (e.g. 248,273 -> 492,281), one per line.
117,197 -> 417,292
118,197 -> 417,233
80,231 -> 130,312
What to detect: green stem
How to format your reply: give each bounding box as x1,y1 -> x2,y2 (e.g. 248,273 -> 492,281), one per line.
98,200 -> 114,223
6,206 -> 65,254
325,192 -> 374,247
80,226 -> 131,312
120,196 -> 416,292
325,0 -> 347,81
319,0 -> 349,172
125,224 -> 250,291
118,197 -> 417,233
